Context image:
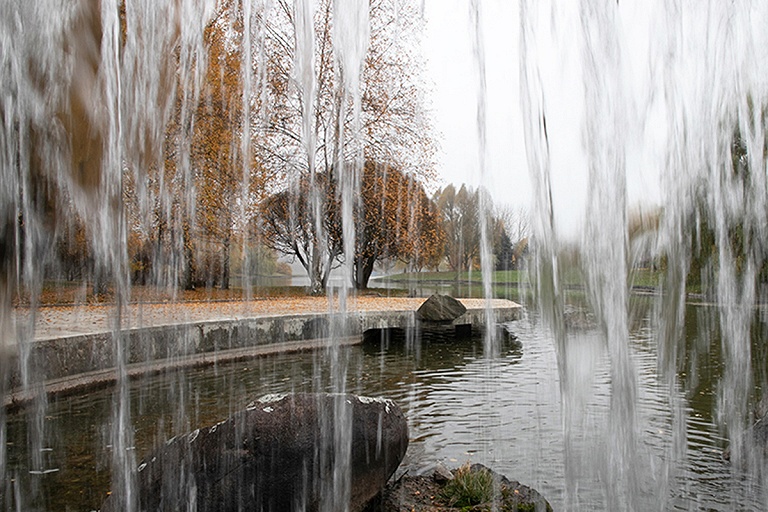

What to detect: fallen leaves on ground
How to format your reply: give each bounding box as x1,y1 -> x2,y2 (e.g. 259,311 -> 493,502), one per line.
13,288 -> 511,341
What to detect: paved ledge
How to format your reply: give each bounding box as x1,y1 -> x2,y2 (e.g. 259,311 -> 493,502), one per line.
6,297 -> 521,406
4,336 -> 362,411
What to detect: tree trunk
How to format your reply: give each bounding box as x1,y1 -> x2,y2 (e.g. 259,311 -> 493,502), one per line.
355,255 -> 376,290
221,236 -> 230,290
309,241 -> 326,295
182,222 -> 195,290
91,262 -> 108,297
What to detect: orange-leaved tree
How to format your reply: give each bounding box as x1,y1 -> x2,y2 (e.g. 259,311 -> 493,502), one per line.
191,2 -> 267,290
128,0 -> 274,290
260,162 -> 442,290
254,0 -> 435,292
354,162 -> 443,288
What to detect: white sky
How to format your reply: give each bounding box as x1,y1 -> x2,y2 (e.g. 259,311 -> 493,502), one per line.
422,0 -> 530,210
420,0 -> 665,235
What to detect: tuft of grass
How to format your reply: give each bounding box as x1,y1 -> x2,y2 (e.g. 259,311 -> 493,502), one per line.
441,463 -> 496,510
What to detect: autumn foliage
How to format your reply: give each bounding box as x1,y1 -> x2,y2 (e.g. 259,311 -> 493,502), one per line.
43,0 -> 445,294
260,162 -> 443,290
126,0 -> 273,290
354,162 -> 444,288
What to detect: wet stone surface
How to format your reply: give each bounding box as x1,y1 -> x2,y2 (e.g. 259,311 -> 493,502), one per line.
416,295 -> 467,323
366,463 -> 553,511
101,392 -> 408,512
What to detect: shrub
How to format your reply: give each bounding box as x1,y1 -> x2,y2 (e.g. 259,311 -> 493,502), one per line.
440,463 -> 496,509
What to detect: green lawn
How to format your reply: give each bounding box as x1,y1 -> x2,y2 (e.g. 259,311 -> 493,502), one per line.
377,269 -> 528,285
629,268 -> 661,288
379,267 -> 679,290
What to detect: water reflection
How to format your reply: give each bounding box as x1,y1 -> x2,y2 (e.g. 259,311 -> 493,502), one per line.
5,301 -> 767,510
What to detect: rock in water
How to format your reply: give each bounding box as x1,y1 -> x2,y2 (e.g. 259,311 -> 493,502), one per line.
432,463 -> 454,484
723,414 -> 768,463
466,463 -> 552,511
416,294 -> 467,323
102,393 -> 408,512
495,324 -> 523,350
371,463 -> 553,511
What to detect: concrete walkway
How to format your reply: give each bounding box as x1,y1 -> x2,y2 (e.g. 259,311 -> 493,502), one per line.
24,296 -> 515,341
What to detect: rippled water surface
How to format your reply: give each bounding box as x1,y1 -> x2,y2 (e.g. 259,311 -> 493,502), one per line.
6,301 -> 766,511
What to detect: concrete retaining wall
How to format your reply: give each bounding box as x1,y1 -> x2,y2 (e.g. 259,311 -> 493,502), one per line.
10,305 -> 521,391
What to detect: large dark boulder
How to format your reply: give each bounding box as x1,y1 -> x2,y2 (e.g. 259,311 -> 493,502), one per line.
416,294 -> 466,323
102,393 -> 408,512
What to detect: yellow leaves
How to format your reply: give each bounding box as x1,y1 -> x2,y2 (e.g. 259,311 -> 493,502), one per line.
356,162 -> 444,269
120,0 -> 278,288
184,0 -> 272,243
260,160 -> 444,284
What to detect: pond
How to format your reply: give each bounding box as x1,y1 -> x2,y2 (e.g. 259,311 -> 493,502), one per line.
5,299 -> 766,511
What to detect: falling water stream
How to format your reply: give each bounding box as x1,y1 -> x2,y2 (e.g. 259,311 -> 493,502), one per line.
2,1 -> 768,511
521,1 -> 768,510
5,301 -> 768,511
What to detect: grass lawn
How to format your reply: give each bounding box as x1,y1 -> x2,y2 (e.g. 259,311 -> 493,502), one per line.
20,267 -> 701,307
629,268 -> 661,288
380,267 -> 706,294
377,269 -> 528,285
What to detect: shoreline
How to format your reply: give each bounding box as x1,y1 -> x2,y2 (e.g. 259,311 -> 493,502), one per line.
5,297 -> 522,411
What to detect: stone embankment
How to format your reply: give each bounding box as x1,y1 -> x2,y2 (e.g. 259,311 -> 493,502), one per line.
7,296 -> 521,408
